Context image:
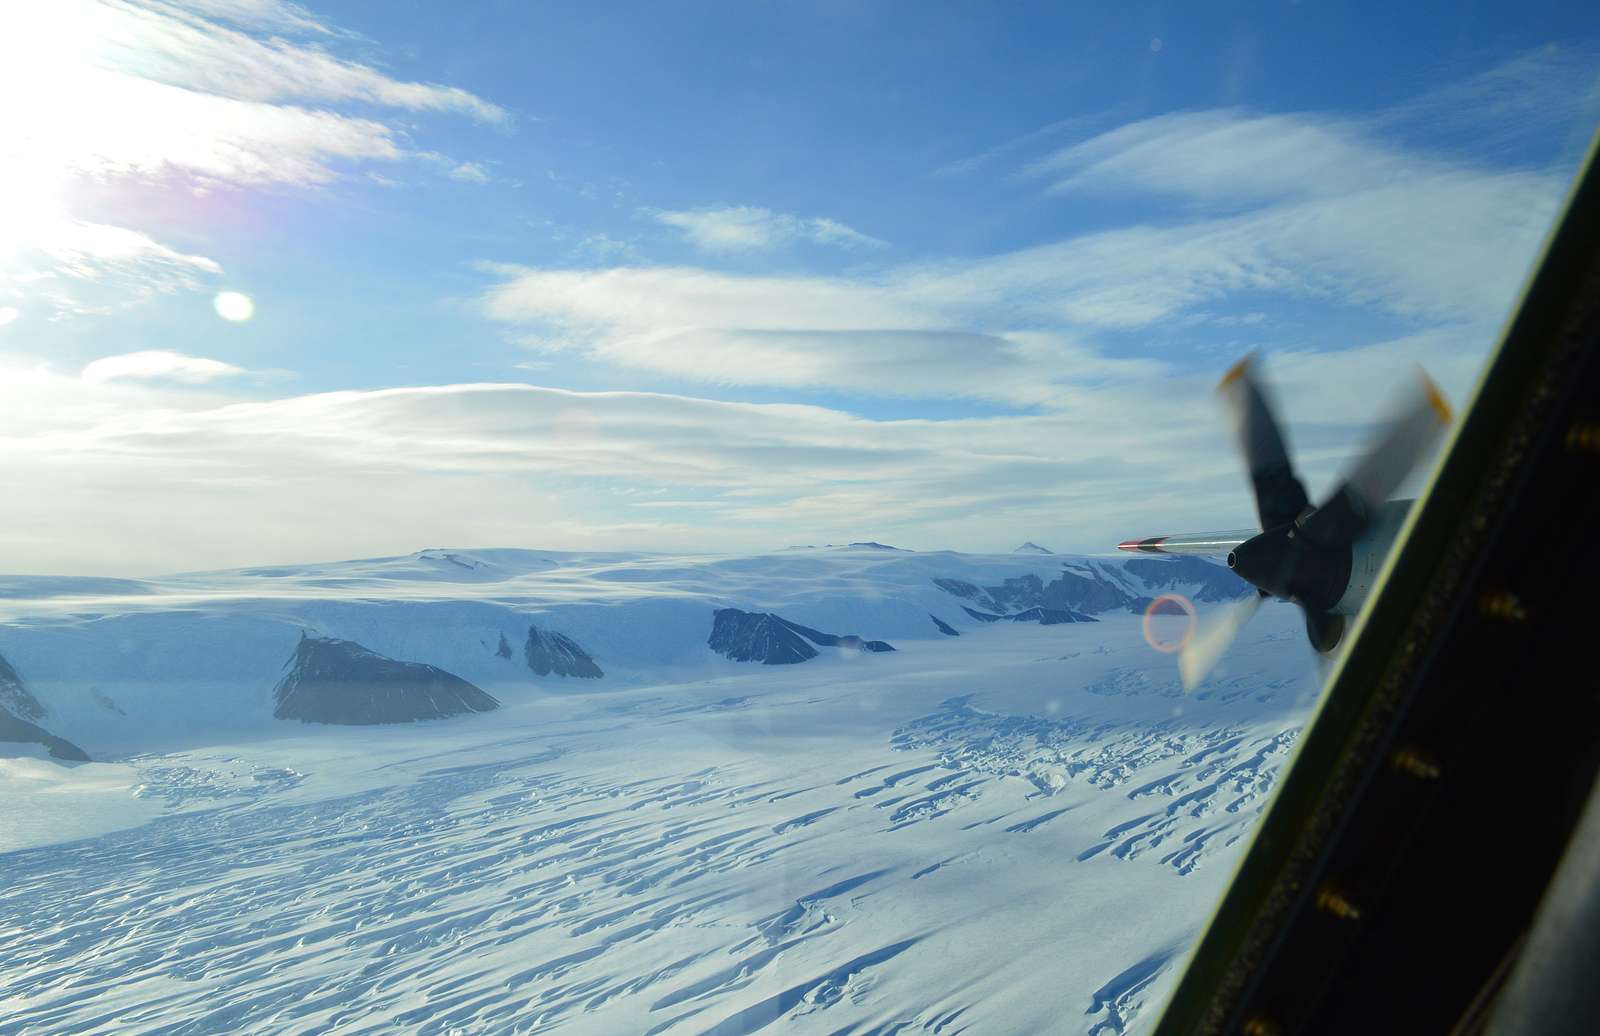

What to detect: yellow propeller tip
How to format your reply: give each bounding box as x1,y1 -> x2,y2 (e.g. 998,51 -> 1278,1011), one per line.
1218,355 -> 1253,391
1419,370 -> 1453,424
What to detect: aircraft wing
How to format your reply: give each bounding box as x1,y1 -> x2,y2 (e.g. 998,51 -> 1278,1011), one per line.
1116,529 -> 1256,556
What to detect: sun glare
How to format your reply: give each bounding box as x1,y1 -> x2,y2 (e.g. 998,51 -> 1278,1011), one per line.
0,5 -> 109,264
214,291 -> 255,322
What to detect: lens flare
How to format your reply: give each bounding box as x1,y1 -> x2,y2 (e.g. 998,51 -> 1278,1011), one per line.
214,291 -> 254,322
1142,593 -> 1197,654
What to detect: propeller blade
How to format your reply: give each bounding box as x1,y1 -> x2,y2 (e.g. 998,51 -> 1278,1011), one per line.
1218,355 -> 1310,531
1303,608 -> 1346,654
1180,591 -> 1265,691
1302,370 -> 1452,546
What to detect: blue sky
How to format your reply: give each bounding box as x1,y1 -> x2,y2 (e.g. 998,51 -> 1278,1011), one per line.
0,1 -> 1597,573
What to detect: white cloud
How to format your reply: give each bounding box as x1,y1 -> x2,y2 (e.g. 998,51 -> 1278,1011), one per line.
798,216 -> 885,250
1024,109 -> 1411,204
2,2 -> 505,187
81,350 -> 246,384
478,264 -> 1087,404
651,205 -> 886,252
0,331 -> 1476,572
3,218 -> 224,315
449,162 -> 491,184
573,233 -> 641,263
167,1 -> 337,36
38,222 -> 222,280
933,112 -> 1116,179
18,71 -> 405,188
481,104 -> 1562,405
35,1 -> 507,125
1010,108 -> 1562,324
0,0 -> 505,315
481,265 -> 923,333
1380,45 -> 1600,165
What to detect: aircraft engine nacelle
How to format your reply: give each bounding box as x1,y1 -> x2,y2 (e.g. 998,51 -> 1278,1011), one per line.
1227,498 -> 1414,619
1330,498 -> 1413,616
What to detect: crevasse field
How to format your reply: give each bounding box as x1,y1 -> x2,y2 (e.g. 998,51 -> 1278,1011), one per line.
0,547 -> 1321,1035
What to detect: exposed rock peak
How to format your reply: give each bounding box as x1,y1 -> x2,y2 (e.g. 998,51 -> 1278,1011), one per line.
0,652 -> 47,722
417,549 -> 483,570
708,609 -> 895,665
935,557 -> 1247,623
525,624 -> 603,678
273,635 -> 499,726
1014,542 -> 1054,554
709,610 -> 816,665
1122,556 -> 1251,601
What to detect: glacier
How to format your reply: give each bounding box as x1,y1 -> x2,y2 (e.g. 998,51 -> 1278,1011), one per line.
0,546 -> 1323,1034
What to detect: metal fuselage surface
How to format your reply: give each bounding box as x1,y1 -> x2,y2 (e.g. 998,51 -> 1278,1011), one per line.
1329,498 -> 1414,615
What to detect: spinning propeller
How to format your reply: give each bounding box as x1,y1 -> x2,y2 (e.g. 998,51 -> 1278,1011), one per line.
1122,356 -> 1452,690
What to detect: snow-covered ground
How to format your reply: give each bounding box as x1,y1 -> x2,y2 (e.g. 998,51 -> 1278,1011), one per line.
0,547 -> 1322,1034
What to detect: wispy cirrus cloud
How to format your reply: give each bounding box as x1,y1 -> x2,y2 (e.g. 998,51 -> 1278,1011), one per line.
163,0 -> 338,36
484,89 -> 1565,407
25,221 -> 222,304
1379,44 -> 1600,164
650,205 -> 887,253
28,1 -> 507,128
0,0 -> 505,315
1022,109 -> 1414,204
1011,107 -> 1562,324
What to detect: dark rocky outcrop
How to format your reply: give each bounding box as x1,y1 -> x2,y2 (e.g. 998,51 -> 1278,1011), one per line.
936,557 -> 1248,621
935,578 -> 988,606
709,610 -> 817,664
930,614 -> 960,636
709,609 -> 895,664
495,633 -> 513,659
1014,542 -> 1054,554
0,653 -> 85,761
525,624 -> 603,678
779,618 -> 894,653
273,635 -> 499,725
0,704 -> 89,762
1008,606 -> 1098,625
962,604 -> 1094,626
0,653 -> 46,722
1122,556 -> 1251,604
983,572 -> 1130,615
